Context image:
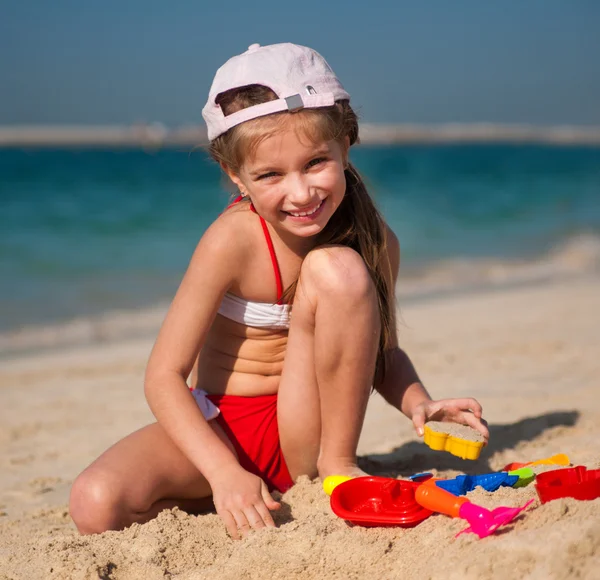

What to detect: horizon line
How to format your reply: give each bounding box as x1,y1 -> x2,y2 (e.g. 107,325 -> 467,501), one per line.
1,122 -> 600,147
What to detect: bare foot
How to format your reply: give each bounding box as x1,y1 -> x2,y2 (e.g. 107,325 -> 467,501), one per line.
318,462 -> 369,480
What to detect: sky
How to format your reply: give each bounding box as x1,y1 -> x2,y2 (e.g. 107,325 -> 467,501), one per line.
1,1 -> 599,127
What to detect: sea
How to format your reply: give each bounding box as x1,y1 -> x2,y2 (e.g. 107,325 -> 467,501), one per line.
1,144 -> 599,354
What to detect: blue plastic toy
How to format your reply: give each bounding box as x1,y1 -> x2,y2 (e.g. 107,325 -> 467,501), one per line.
435,472 -> 519,495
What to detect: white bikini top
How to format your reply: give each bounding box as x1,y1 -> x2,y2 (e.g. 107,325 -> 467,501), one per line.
218,292 -> 291,330
216,196 -> 291,330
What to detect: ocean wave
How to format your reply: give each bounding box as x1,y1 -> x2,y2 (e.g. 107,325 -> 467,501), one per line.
397,232 -> 600,300
2,233 -> 599,358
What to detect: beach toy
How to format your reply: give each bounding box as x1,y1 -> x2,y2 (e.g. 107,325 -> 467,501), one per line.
408,472 -> 434,483
415,483 -> 534,539
455,500 -> 534,539
323,475 -> 354,496
423,423 -> 484,460
502,453 -> 570,472
330,476 -> 433,527
434,472 -> 519,496
411,469 -> 528,494
535,466 -> 600,504
508,467 -> 536,488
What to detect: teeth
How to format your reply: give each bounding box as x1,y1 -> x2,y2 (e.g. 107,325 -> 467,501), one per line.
289,200 -> 322,217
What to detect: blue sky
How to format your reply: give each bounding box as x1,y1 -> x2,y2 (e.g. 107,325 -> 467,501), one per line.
1,1 -> 599,126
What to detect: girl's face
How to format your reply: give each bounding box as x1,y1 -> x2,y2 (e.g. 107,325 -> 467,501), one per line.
227,120 -> 349,241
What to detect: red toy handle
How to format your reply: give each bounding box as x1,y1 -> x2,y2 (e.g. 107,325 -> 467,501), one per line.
415,483 -> 468,518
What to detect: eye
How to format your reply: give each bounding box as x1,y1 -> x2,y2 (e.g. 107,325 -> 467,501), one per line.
257,171 -> 279,180
307,157 -> 327,168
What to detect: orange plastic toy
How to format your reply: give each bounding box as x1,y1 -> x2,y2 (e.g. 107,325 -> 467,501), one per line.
502,453 -> 570,472
415,479 -> 534,538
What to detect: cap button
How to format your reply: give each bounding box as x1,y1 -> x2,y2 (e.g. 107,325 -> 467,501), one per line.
247,43 -> 260,51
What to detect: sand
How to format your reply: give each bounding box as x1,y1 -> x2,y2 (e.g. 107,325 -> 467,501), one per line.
424,421 -> 486,443
1,271 -> 600,579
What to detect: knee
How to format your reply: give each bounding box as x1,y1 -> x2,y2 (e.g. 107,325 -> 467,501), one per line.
69,468 -> 126,534
301,246 -> 375,303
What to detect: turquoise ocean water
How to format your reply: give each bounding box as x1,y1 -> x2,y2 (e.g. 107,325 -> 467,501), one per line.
1,145 -> 599,345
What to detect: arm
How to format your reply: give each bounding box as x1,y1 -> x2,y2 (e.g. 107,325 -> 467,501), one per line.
144,217 -> 242,480
374,226 -> 433,421
144,216 -> 279,536
375,226 -> 489,440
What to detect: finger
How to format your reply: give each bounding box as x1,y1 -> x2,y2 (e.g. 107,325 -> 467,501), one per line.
255,501 -> 276,528
412,405 -> 427,436
464,398 -> 483,418
448,398 -> 483,417
460,411 -> 490,442
219,510 -> 239,540
244,505 -> 267,531
479,417 -> 490,444
260,482 -> 281,512
231,511 -> 252,539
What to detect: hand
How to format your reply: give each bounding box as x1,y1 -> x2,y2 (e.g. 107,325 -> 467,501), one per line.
411,398 -> 489,443
210,464 -> 281,540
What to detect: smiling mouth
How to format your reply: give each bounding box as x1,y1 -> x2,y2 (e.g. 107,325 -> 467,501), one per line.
284,199 -> 324,217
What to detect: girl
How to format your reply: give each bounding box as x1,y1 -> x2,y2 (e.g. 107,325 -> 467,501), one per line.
70,43 -> 489,540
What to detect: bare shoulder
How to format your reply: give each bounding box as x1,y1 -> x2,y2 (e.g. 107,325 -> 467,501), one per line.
189,202 -> 256,270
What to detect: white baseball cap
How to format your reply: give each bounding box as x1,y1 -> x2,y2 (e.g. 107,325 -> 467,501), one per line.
202,43 -> 351,141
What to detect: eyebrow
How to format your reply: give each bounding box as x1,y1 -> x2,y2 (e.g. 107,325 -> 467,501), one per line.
248,147 -> 332,177
249,167 -> 277,177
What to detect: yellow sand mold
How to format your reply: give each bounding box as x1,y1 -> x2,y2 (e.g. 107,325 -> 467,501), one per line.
423,425 -> 484,460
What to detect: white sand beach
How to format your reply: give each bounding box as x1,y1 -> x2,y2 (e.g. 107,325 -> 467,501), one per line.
1,270 -> 599,579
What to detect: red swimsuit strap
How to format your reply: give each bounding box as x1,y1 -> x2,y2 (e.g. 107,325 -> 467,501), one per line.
228,195 -> 284,303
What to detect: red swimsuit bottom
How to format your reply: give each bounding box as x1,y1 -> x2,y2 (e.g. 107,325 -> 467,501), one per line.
204,196 -> 294,493
207,393 -> 294,493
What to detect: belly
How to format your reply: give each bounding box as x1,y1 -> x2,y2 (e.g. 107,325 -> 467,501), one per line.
194,314 -> 288,396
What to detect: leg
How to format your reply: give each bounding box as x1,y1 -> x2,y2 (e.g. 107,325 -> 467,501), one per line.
278,246 -> 380,480
69,421 -> 234,534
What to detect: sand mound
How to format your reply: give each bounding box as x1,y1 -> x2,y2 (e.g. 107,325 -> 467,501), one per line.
1,474 -> 599,580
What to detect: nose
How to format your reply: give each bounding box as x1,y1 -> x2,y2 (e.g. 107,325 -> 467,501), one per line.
285,173 -> 313,207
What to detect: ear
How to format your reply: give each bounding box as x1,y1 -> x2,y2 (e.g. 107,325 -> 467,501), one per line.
220,162 -> 245,192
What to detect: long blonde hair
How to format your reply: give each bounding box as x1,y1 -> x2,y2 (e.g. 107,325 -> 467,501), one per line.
208,85 -> 393,384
